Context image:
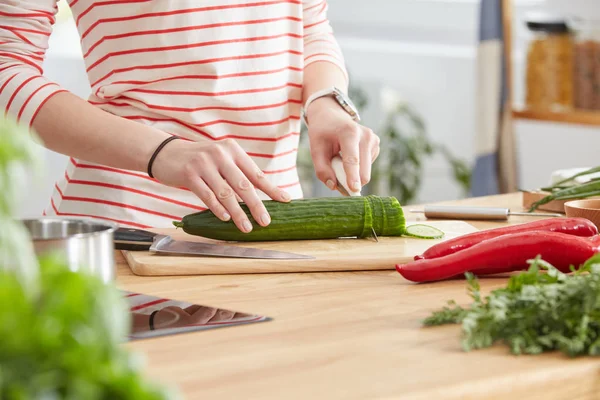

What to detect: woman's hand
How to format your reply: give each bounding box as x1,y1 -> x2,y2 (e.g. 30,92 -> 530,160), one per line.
151,138 -> 291,233
306,97 -> 380,193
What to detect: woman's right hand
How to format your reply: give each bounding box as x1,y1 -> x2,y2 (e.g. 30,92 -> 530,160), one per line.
151,138 -> 290,233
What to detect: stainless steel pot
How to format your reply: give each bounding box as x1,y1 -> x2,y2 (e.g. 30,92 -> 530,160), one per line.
21,217 -> 118,283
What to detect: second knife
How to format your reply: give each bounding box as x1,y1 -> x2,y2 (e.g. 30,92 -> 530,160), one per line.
114,228 -> 314,260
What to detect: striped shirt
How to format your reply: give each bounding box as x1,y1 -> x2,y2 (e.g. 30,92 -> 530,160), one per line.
0,0 -> 347,228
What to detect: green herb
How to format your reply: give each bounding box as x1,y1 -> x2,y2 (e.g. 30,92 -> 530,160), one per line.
0,115 -> 42,215
545,166 -> 600,190
0,117 -> 43,294
0,115 -> 178,398
0,252 -> 177,399
424,254 -> 600,357
529,179 -> 600,211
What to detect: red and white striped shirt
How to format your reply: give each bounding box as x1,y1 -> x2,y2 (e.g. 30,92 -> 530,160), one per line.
0,0 -> 347,228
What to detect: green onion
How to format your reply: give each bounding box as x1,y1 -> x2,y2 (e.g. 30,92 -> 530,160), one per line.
545,166 -> 600,191
529,180 -> 600,211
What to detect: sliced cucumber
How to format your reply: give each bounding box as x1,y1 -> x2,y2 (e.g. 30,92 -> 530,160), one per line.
404,224 -> 444,239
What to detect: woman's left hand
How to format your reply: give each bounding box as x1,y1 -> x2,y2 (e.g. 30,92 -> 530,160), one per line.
306,97 -> 380,193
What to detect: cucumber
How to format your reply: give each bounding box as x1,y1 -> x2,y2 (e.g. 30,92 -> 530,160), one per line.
404,224 -> 444,239
173,195 -> 406,242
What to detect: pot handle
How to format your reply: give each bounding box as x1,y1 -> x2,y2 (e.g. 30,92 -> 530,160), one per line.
114,228 -> 157,251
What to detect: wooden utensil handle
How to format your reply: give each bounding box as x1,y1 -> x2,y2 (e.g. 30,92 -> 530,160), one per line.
422,206 -> 509,221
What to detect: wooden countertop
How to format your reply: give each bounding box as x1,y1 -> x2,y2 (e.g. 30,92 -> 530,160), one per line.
118,193 -> 600,400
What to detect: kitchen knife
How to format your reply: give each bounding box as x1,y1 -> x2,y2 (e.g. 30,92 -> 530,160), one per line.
114,228 -> 314,259
409,205 -> 562,221
331,155 -> 361,197
331,155 -> 378,241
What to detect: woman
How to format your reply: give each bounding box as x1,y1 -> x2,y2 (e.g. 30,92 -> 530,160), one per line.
0,0 -> 379,232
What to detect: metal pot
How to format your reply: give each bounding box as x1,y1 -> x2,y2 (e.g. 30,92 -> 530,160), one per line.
21,217 -> 118,283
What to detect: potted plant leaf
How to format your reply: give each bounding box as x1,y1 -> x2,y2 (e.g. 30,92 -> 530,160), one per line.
0,115 -> 177,399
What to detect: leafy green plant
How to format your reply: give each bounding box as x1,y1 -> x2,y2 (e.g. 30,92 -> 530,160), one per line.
424,254 -> 600,357
0,117 -> 43,295
0,115 -> 177,399
297,84 -> 471,204
368,100 -> 471,204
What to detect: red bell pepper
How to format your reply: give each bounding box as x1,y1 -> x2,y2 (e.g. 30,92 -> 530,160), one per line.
397,231 -> 600,283
414,217 -> 598,261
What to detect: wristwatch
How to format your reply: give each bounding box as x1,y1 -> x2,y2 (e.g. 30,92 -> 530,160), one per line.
301,86 -> 361,126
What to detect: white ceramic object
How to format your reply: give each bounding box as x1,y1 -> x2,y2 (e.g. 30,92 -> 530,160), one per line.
331,155 -> 361,196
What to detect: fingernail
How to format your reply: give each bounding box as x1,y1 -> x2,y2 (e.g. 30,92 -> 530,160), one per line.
222,212 -> 231,221
281,191 -> 291,201
351,181 -> 361,191
326,179 -> 335,190
243,220 -> 253,232
261,213 -> 270,225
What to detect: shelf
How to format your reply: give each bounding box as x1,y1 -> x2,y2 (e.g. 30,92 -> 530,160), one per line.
512,109 -> 600,127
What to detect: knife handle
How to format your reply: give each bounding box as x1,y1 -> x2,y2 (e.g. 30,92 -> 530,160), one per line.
114,228 -> 157,251
421,206 -> 510,221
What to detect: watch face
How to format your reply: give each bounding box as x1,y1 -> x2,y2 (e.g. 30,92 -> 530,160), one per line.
334,89 -> 359,120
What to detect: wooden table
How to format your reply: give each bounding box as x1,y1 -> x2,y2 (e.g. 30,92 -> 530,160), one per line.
119,193 -> 600,400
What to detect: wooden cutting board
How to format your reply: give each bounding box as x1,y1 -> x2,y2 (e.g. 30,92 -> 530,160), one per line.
123,220 -> 477,276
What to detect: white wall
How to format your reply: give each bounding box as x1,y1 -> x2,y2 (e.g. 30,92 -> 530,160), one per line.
327,0 -> 600,201
18,0 -> 600,217
327,0 -> 479,203
17,15 -> 90,218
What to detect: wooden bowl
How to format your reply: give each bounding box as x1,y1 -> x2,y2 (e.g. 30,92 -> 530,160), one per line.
564,199 -> 600,228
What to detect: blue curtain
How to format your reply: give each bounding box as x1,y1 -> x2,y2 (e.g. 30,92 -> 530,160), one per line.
471,0 -> 517,196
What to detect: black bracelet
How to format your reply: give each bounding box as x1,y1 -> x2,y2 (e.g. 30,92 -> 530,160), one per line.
147,136 -> 180,178
149,310 -> 159,330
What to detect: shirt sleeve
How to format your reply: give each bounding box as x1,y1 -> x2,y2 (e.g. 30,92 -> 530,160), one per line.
0,0 -> 67,128
302,0 -> 349,83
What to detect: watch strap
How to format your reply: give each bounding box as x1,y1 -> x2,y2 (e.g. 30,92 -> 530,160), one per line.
301,87 -> 360,126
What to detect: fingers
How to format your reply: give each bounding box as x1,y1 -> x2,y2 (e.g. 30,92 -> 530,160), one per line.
219,162 -> 271,229
371,130 -> 381,162
232,147 -> 290,203
311,143 -> 337,190
183,139 -> 294,233
184,305 -> 202,314
155,306 -> 188,329
187,306 -> 218,325
202,169 -> 253,233
187,176 -> 231,222
339,128 -> 362,192
359,128 -> 380,185
359,140 -> 372,186
372,143 -> 380,162
208,309 -> 236,323
309,123 -> 380,192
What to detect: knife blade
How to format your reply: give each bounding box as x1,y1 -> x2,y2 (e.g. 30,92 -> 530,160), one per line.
114,228 -> 314,260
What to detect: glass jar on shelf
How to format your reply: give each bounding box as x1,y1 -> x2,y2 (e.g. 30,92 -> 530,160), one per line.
568,17 -> 600,111
524,14 -> 574,112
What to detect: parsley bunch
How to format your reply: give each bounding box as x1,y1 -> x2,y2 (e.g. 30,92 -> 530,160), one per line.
424,254 -> 600,357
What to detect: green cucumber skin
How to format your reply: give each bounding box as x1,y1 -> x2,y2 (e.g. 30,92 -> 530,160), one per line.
378,196 -> 404,236
176,196 -> 405,242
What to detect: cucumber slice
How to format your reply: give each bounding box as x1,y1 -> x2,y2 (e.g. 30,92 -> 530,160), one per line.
404,224 -> 444,239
